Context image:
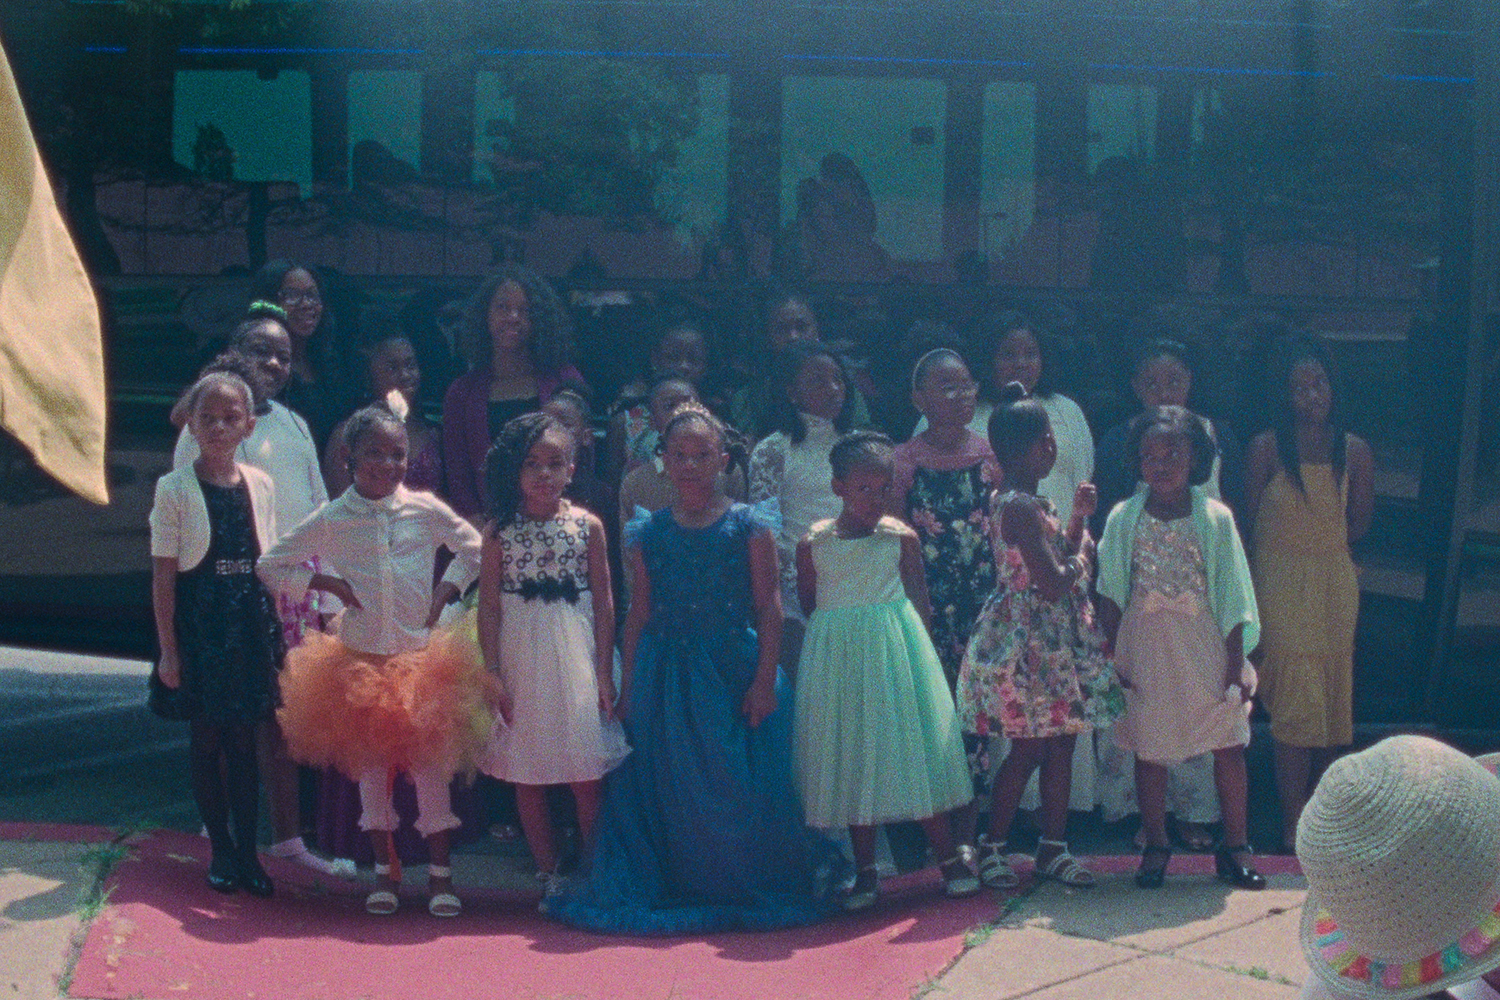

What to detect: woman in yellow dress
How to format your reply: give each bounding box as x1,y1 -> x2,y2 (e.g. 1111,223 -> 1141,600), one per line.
1245,336 -> 1373,853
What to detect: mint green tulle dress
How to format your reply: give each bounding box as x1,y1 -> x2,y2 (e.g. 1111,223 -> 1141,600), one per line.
793,519 -> 973,828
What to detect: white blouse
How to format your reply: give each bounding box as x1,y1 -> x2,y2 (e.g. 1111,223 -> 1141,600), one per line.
257,485 -> 482,657
1036,394 -> 1094,525
748,414 -> 842,620
174,400 -> 327,537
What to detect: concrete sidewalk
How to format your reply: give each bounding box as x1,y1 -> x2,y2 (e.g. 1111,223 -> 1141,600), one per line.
932,871 -> 1307,998
1,828 -> 1309,1000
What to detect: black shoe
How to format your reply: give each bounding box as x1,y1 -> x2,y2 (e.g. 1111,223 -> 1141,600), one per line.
1135,844 -> 1171,889
1215,845 -> 1267,890
207,851 -> 240,894
236,854 -> 275,898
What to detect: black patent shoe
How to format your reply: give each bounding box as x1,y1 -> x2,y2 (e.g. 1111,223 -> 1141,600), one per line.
1135,844 -> 1171,889
236,854 -> 275,898
207,851 -> 240,894
1215,845 -> 1267,890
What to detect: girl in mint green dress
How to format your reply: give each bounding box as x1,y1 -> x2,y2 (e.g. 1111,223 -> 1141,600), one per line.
794,432 -> 977,910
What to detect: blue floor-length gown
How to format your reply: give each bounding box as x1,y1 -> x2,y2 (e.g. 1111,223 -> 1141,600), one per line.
544,502 -> 838,934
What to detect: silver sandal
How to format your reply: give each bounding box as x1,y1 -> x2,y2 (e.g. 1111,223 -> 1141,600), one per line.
976,836 -> 1019,890
427,864 -> 461,917
842,865 -> 879,912
938,848 -> 981,898
1035,839 -> 1095,888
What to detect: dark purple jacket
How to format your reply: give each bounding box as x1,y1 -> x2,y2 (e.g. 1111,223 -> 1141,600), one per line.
441,364 -> 586,517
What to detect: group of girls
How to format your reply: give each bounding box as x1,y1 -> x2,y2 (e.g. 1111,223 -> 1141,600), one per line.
149,262 -> 1372,926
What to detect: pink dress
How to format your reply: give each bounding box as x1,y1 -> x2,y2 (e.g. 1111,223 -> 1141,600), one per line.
1108,512 -> 1252,763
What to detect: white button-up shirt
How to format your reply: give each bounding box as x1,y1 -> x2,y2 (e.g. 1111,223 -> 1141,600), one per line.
258,485 -> 482,656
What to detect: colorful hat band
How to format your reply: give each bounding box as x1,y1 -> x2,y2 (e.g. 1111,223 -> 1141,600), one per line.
1316,899 -> 1500,991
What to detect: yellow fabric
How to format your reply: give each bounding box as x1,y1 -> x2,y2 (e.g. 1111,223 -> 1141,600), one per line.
1252,463 -> 1357,747
0,41 -> 107,504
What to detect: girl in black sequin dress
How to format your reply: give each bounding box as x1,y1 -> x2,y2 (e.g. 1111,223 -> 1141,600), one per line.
150,372 -> 284,897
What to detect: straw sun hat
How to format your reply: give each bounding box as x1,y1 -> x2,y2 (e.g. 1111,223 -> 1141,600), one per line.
1299,735 -> 1500,999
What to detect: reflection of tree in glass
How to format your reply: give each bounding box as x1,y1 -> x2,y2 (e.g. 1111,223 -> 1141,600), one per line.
479,59 -> 701,225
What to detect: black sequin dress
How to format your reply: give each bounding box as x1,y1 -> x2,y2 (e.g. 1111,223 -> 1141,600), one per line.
173,480 -> 283,724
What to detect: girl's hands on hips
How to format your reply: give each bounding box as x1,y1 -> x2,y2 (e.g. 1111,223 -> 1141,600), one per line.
741,677 -> 777,728
1224,659 -> 1250,704
425,582 -> 459,628
314,574 -> 361,610
157,650 -> 181,689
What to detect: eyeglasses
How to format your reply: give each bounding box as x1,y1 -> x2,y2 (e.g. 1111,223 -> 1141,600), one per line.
279,289 -> 321,306
934,382 -> 980,400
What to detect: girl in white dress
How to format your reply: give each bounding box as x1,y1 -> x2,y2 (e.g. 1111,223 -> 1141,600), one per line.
478,412 -> 629,886
748,341 -> 856,679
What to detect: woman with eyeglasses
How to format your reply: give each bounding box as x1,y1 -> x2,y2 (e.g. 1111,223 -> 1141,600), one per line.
250,260 -> 353,452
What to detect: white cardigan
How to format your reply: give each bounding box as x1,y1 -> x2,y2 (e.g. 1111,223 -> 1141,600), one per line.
174,400 -> 326,533
150,463 -> 278,571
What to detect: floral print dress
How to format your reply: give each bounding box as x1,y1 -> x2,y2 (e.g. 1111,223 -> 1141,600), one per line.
957,490 -> 1122,741
899,454 -> 999,691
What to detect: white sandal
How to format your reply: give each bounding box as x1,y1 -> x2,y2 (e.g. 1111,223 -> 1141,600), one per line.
976,836 -> 1019,890
427,864 -> 461,918
1035,839 -> 1095,888
365,863 -> 399,915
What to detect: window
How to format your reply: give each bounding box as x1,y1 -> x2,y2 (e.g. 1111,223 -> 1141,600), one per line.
172,70 -> 312,190
781,76 -> 948,268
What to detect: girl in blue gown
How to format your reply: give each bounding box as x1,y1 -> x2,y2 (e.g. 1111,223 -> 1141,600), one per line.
544,404 -> 838,934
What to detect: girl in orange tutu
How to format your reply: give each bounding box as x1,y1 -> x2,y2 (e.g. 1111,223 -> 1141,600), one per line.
257,395 -> 485,917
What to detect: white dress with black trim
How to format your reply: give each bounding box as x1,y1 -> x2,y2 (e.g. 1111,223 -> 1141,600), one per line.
478,500 -> 630,785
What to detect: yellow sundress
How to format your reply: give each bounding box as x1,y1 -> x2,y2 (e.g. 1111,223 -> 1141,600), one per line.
1251,461 -> 1358,747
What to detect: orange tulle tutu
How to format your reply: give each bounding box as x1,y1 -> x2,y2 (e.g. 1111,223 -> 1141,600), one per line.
276,624 -> 492,778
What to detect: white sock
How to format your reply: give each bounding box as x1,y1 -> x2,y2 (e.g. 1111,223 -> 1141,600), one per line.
265,837 -> 356,878
266,836 -> 306,857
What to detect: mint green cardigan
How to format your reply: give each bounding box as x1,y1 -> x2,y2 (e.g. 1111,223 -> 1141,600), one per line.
1095,485 -> 1260,653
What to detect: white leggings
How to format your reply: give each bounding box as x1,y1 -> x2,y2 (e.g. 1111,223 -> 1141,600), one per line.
357,767 -> 459,838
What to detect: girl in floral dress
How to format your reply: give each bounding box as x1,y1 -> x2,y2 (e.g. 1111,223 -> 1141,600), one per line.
958,383 -> 1123,890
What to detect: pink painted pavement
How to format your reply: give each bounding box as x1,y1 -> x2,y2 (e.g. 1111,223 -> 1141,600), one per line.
69,828 -> 1024,1000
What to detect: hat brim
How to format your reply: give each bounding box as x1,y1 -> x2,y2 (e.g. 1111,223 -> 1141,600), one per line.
1301,750 -> 1500,999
